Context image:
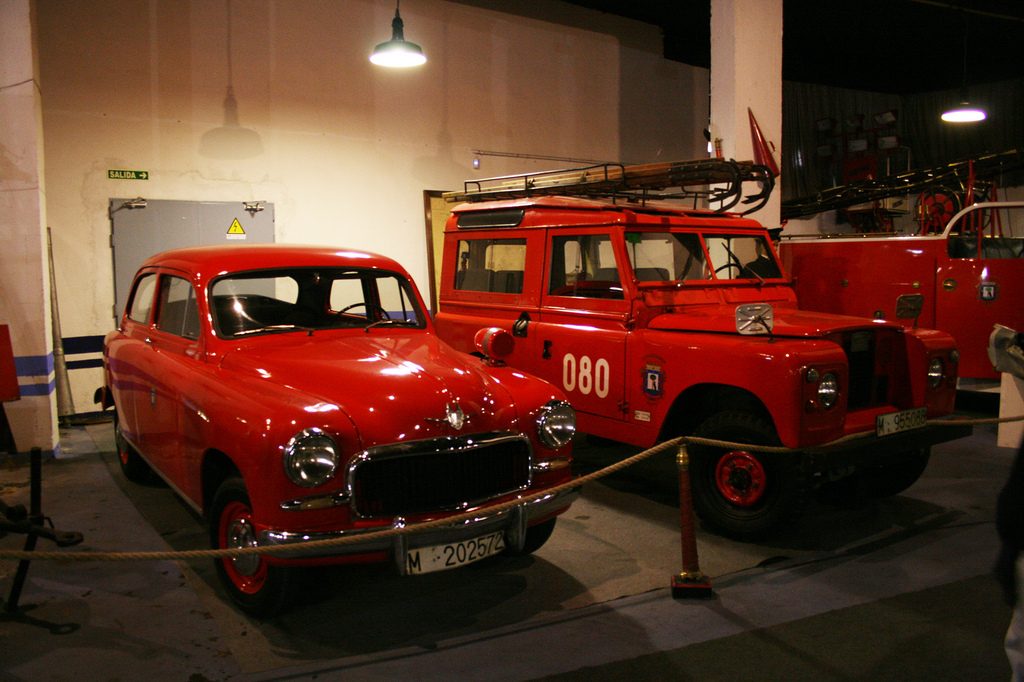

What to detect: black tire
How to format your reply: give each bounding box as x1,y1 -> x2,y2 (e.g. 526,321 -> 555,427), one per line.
860,447 -> 931,498
689,411 -> 806,539
505,518 -> 557,556
210,477 -> 295,617
114,412 -> 154,483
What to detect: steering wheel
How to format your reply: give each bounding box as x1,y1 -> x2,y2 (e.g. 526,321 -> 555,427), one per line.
714,262 -> 742,277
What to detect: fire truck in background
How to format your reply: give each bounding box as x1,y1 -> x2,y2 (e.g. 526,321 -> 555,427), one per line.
778,150 -> 1024,382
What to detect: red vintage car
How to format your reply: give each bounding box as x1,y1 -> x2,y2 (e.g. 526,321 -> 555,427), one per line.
101,244 -> 577,616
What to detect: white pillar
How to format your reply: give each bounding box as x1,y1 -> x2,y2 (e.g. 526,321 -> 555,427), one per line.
710,0 -> 782,226
0,0 -> 58,454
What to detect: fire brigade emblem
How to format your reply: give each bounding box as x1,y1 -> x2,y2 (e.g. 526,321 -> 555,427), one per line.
643,365 -> 664,397
979,282 -> 998,301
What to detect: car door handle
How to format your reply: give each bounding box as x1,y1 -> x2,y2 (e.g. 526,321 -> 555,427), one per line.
542,340 -> 552,359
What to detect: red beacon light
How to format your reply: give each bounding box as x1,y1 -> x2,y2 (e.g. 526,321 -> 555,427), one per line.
474,327 -> 514,365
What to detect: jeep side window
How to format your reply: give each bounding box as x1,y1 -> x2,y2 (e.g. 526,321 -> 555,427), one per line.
155,276 -> 200,340
705,235 -> 781,280
625,232 -> 708,282
454,239 -> 526,294
549,234 -> 624,299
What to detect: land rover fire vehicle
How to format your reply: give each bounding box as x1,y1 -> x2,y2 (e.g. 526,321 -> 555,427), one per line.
434,160 -> 969,537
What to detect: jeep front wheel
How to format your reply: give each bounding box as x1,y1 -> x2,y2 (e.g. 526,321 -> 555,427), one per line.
689,411 -> 806,538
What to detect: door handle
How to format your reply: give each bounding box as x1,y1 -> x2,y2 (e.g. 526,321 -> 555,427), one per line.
542,340 -> 552,359
513,311 -> 530,337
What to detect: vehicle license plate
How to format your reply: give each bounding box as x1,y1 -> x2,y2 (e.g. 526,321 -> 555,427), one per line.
405,531 -> 506,575
876,407 -> 927,436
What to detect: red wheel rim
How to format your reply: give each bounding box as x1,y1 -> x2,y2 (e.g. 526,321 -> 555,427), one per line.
714,450 -> 767,507
218,500 -> 267,595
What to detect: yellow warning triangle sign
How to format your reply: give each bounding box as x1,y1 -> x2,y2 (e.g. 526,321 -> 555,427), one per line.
227,218 -> 246,235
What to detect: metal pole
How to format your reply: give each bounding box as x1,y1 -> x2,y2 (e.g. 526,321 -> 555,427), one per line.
47,228 -> 75,420
671,444 -> 713,599
5,447 -> 42,612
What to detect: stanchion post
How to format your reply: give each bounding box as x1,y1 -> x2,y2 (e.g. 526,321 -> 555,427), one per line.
671,443 -> 713,599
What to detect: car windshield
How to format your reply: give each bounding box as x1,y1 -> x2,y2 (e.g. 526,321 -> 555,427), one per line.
210,267 -> 425,337
624,232 -> 781,282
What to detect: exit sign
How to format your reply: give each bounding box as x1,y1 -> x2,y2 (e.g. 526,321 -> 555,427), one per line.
108,169 -> 149,180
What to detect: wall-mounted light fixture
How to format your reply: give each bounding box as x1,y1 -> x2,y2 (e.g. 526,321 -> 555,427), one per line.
941,14 -> 986,123
370,1 -> 426,68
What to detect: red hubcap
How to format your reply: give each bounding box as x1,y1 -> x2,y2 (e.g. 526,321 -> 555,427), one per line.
714,451 -> 767,507
218,500 -> 267,595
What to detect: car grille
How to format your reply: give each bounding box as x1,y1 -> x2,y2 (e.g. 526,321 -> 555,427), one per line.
349,433 -> 532,518
833,329 -> 899,409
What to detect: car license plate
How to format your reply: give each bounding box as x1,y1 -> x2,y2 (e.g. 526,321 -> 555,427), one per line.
876,407 -> 927,436
405,531 -> 506,575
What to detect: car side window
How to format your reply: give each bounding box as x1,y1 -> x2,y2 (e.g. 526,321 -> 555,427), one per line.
156,276 -> 200,340
549,234 -> 623,299
127,274 -> 157,324
454,239 -> 526,294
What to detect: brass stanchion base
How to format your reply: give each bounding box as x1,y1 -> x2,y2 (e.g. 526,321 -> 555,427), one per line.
670,570 -> 713,599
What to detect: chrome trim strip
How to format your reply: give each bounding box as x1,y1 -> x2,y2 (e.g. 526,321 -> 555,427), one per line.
280,490 -> 351,511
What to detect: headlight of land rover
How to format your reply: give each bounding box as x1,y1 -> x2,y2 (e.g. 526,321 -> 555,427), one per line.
818,372 -> 839,409
283,428 -> 339,487
927,357 -> 945,388
536,400 -> 576,449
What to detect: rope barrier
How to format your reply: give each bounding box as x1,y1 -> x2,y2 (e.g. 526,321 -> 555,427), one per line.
0,413 -> 1019,563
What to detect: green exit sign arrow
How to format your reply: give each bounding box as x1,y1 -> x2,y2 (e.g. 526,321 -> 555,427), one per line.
108,169 -> 149,180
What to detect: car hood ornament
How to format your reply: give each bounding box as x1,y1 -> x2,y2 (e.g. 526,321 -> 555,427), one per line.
427,402 -> 467,430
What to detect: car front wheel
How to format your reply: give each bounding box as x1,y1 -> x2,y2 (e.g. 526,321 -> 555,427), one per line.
210,477 -> 294,617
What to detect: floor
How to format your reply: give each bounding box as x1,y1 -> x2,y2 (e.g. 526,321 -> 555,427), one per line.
0,415 -> 1016,681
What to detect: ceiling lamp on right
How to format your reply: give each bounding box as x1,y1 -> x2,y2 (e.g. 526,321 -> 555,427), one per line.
942,15 -> 986,123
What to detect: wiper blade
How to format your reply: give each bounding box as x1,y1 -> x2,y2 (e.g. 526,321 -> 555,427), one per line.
233,324 -> 315,337
364,319 -> 418,333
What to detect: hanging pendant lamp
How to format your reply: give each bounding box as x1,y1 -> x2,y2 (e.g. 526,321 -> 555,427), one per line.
370,1 -> 426,68
941,14 -> 985,123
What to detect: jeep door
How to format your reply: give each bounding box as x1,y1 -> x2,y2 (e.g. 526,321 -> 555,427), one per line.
530,230 -> 628,424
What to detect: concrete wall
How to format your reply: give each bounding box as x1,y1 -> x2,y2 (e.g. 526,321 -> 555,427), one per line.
31,0 -> 709,424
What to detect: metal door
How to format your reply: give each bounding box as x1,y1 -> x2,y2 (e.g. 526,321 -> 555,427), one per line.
109,198 -> 274,323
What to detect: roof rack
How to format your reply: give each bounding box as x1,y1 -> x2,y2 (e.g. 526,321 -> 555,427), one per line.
444,158 -> 776,215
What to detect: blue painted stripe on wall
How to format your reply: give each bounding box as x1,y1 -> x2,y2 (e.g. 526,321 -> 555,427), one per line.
19,380 -> 55,396
15,354 -> 54,377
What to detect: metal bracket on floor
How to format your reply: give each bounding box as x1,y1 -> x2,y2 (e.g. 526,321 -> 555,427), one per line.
1,447 -> 84,614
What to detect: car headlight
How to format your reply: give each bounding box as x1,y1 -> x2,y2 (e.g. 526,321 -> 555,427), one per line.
927,357 -> 944,388
818,372 -> 839,409
283,428 -> 339,487
536,400 -> 576,449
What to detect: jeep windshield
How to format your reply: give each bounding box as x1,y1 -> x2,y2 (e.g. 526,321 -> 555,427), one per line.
624,232 -> 782,282
210,267 -> 425,338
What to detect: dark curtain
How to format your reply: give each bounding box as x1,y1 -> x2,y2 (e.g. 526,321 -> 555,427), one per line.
781,77 -> 1024,202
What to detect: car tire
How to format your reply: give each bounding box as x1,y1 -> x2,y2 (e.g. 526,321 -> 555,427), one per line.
689,411 -> 806,539
505,518 -> 557,556
860,447 -> 931,498
210,477 -> 295,617
114,413 -> 154,483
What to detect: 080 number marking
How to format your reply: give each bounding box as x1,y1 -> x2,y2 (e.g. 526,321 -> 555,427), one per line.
562,353 -> 610,398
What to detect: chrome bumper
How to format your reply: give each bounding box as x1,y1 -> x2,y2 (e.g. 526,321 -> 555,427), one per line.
257,486 -> 579,575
